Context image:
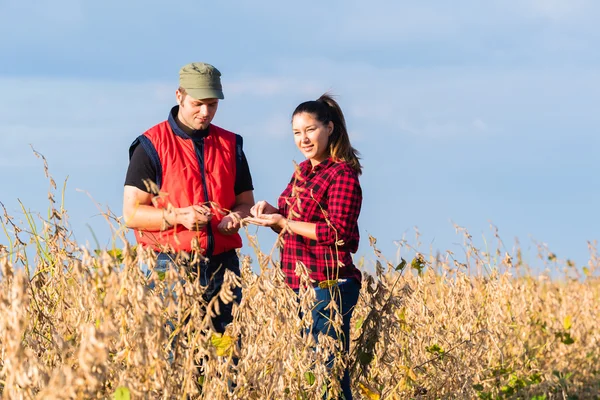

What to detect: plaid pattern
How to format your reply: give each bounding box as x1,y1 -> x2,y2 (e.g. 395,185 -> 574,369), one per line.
278,158 -> 362,289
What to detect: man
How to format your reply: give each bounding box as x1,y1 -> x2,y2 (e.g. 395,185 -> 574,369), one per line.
123,62 -> 254,333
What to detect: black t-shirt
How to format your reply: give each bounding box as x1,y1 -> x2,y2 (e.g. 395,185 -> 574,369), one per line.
124,127 -> 254,196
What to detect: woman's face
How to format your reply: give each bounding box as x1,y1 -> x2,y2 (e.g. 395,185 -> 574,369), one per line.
292,112 -> 333,166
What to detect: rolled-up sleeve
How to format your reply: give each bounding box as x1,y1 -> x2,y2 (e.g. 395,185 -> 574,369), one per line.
315,170 -> 362,246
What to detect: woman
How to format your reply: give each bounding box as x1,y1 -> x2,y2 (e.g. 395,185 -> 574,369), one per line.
246,93 -> 363,399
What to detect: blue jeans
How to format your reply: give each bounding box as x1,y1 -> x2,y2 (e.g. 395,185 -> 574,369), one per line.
150,250 -> 242,334
296,278 -> 361,400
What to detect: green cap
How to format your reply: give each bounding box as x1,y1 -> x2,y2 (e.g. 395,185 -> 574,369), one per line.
179,62 -> 224,100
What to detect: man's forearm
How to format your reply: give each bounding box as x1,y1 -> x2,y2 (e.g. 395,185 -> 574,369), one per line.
230,190 -> 255,220
230,203 -> 253,219
124,204 -> 175,231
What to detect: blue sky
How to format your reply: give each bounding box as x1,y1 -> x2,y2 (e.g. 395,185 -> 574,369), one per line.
1,0 -> 599,273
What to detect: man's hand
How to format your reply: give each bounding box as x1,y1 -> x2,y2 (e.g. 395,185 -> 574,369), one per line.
217,212 -> 242,235
174,205 -> 213,231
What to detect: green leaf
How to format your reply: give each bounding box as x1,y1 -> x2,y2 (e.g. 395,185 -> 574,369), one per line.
552,370 -> 561,378
94,248 -> 124,262
304,371 -> 315,386
113,387 -> 131,400
565,371 -> 573,380
426,344 -> 445,355
508,374 -> 526,389
355,317 -> 365,330
156,270 -> 166,281
472,384 -> 484,391
563,315 -> 572,331
107,248 -> 124,262
529,373 -> 542,384
210,333 -> 235,356
492,367 -> 510,377
500,385 -> 514,396
411,257 -> 425,275
358,350 -> 374,366
583,266 -> 590,276
561,333 -> 575,345
357,382 -> 380,400
395,258 -> 407,272
321,383 -> 328,397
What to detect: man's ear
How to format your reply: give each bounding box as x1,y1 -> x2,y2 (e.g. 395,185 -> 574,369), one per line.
175,89 -> 184,106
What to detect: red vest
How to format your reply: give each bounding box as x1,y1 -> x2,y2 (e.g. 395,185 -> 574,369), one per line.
134,121 -> 242,255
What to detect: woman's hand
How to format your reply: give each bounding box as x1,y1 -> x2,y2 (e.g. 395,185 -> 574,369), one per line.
250,200 -> 278,218
245,213 -> 286,230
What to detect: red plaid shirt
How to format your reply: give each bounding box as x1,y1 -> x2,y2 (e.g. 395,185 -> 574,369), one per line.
278,158 -> 362,289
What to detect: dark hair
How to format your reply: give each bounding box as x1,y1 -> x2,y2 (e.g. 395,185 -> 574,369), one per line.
292,93 -> 362,175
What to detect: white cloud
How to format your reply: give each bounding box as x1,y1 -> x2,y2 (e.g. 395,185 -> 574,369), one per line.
241,114 -> 291,139
227,77 -> 322,97
394,118 -> 488,139
526,0 -> 597,21
0,0 -> 84,35
0,77 -> 177,173
472,119 -> 488,132
331,3 -> 460,43
285,60 -> 600,134
348,130 -> 366,143
0,76 -> 171,129
263,115 -> 291,138
5,55 -> 598,153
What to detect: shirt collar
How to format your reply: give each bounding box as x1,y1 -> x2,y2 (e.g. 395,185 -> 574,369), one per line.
299,157 -> 333,175
168,106 -> 210,140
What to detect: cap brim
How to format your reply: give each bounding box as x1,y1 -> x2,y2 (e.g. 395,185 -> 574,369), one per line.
186,88 -> 224,100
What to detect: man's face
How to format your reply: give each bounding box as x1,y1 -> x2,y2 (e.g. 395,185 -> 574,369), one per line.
176,89 -> 219,131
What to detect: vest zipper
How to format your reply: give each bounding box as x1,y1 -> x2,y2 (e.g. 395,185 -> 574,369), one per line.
193,137 -> 214,257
